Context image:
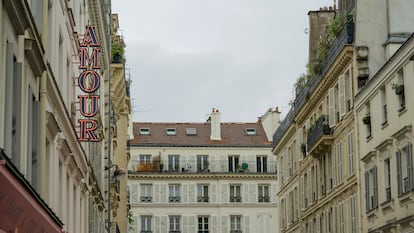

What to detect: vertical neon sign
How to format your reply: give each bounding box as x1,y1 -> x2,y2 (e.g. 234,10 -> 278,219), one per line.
78,25 -> 101,141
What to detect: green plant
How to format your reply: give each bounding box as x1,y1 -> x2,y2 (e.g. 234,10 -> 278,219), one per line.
327,15 -> 345,45
301,143 -> 307,155
128,211 -> 134,231
111,39 -> 124,60
362,113 -> 371,125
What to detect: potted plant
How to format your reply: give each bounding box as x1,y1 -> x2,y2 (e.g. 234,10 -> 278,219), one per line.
111,39 -> 124,63
301,143 -> 307,156
362,114 -> 371,125
392,83 -> 404,95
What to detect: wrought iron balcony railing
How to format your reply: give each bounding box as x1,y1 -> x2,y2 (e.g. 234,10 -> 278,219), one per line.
307,115 -> 333,155
131,159 -> 277,174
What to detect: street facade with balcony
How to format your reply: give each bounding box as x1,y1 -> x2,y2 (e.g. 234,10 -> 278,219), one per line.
128,109 -> 280,233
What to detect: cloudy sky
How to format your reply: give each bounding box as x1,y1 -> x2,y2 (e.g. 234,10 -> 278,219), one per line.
112,0 -> 329,122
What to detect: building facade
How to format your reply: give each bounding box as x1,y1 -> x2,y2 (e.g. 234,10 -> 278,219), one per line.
273,2 -> 359,233
128,109 -> 280,233
0,0 -> 121,232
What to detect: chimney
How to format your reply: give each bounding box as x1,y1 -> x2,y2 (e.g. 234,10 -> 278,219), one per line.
209,108 -> 221,140
260,107 -> 281,142
308,8 -> 335,62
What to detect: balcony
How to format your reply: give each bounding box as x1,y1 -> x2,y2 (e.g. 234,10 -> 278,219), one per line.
230,196 -> 242,202
168,197 -> 181,203
307,115 -> 333,157
130,159 -> 277,174
258,196 -> 270,203
197,196 -> 209,203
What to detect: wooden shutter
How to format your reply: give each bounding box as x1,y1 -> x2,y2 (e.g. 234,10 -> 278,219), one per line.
298,128 -> 304,160
154,216 -> 160,232
397,150 -> 402,195
373,166 -> 378,208
189,216 -> 196,232
408,143 -> 413,191
183,184 -> 188,203
221,216 -> 227,233
328,88 -> 336,127
183,216 -> 189,233
249,184 -> 255,203
316,214 -> 320,233
365,171 -> 370,211
189,184 -> 196,203
243,184 -> 249,203
332,205 -> 336,233
300,176 -> 304,208
161,216 -> 167,232
131,184 -> 138,204
212,216 -> 218,232
348,68 -> 353,109
244,216 -> 250,233
339,75 -> 346,117
161,184 -> 167,203
221,184 -> 228,203
154,184 -> 160,203
211,183 -> 217,203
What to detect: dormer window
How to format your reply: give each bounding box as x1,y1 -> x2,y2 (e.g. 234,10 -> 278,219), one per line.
140,128 -> 150,135
245,128 -> 256,135
166,128 -> 177,136
186,128 -> 197,136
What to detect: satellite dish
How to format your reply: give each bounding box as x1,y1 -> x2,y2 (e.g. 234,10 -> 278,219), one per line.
242,162 -> 248,170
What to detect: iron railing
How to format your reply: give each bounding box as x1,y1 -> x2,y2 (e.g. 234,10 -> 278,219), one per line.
131,159 -> 277,174
307,115 -> 333,151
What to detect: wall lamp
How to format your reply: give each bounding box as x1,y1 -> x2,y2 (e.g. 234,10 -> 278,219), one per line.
105,164 -> 126,180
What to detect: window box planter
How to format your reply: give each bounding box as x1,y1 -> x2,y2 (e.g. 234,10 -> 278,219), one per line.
394,84 -> 404,95
362,116 -> 371,125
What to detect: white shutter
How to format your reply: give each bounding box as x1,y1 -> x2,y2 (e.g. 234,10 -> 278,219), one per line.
212,216 -> 218,233
328,88 -> 336,127
316,214 -> 320,233
211,183 -> 217,203
221,216 -> 228,233
161,184 -> 167,203
221,184 -> 228,203
249,184 -> 256,203
183,216 -> 189,233
271,183 -> 278,203
189,183 -> 196,203
332,146 -> 336,187
161,216 -> 167,232
243,184 -> 249,203
183,184 -> 188,203
133,216 -> 138,233
131,184 -> 138,204
300,176 -> 304,208
244,216 -> 250,233
189,216 -> 196,232
332,205 -> 336,233
339,75 -> 346,117
298,128 -> 304,160
154,184 -> 160,203
154,216 -> 160,233
348,69 -> 353,109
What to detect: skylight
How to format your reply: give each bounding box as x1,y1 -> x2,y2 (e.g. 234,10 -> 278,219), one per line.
185,128 -> 197,136
140,128 -> 150,135
245,128 -> 257,135
166,128 -> 177,135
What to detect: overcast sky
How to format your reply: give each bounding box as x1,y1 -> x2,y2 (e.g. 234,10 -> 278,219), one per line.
112,0 -> 330,122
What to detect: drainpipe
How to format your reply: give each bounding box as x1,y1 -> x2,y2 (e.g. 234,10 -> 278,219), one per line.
39,0 -> 48,199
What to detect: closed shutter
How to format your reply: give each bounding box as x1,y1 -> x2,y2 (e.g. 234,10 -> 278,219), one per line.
183,216 -> 189,233
154,216 -> 160,233
189,183 -> 196,203
328,88 -> 336,127
221,216 -> 227,233
316,214 -> 320,233
332,205 -> 336,233
189,216 -> 196,232
298,128 -> 304,160
300,176 -> 304,208
161,216 -> 167,232
365,171 -> 370,211
244,216 -> 250,233
408,143 -> 413,191
133,216 -> 138,233
271,183 -> 278,203
243,184 -> 249,203
221,184 -> 228,203
249,184 -> 256,203
397,150 -> 402,195
212,216 -> 218,233
348,69 -> 353,109
161,184 -> 167,203
211,183 -> 217,203
339,75 -> 346,117
183,184 -> 188,203
131,184 -> 138,204
155,184 -> 160,203
373,166 -> 378,208
332,145 -> 336,187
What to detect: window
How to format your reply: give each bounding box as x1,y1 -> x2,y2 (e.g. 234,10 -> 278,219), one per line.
363,105 -> 372,139
228,155 -> 240,172
380,86 -> 387,125
347,132 -> 354,175
230,216 -> 242,232
397,143 -> 413,195
169,184 -> 181,203
256,156 -> 267,173
140,184 -> 152,203
198,216 -> 209,233
141,215 -> 152,233
186,127 -> 197,135
230,184 -> 241,202
396,69 -> 406,112
169,216 -> 181,232
138,155 -> 152,172
166,128 -> 177,136
384,158 -> 392,201
168,155 -> 180,172
258,185 -> 270,203
364,166 -> 378,212
140,127 -> 150,135
197,184 -> 209,202
245,128 -> 256,135
197,155 -> 209,172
